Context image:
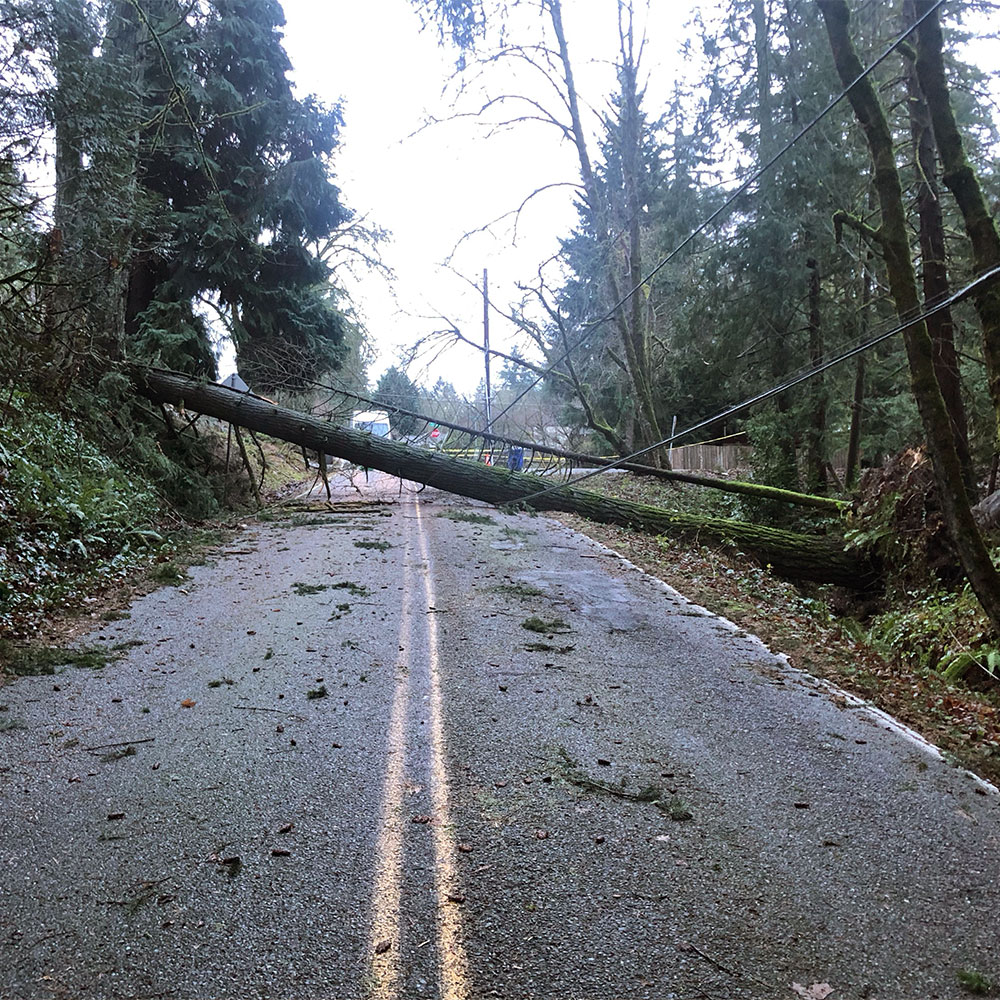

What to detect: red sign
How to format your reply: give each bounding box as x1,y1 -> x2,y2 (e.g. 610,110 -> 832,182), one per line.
430,427 -> 440,439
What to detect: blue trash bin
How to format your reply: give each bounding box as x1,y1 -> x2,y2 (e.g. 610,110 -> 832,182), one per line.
507,447 -> 524,471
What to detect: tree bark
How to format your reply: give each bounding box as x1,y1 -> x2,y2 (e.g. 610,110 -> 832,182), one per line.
133,367 -> 874,589
754,0 -> 797,487
806,257 -> 827,491
902,1 -> 974,494
819,0 -> 1000,634
845,243 -> 873,489
914,0 -> 1000,454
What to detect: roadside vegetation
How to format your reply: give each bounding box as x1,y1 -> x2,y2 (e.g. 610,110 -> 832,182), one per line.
0,383 -> 307,656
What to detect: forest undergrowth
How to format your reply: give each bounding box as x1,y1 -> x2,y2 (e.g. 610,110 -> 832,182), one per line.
0,390 -> 308,656
562,470 -> 1000,787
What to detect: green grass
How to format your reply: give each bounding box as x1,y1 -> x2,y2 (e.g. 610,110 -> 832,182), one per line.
495,582 -> 544,598
521,616 -> 570,635
524,641 -> 574,654
656,796 -> 694,822
354,539 -> 392,552
150,562 -> 188,586
0,641 -> 117,675
111,639 -> 144,652
958,969 -> 995,995
439,509 -> 495,525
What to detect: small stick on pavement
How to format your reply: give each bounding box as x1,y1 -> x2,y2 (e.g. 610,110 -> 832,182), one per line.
233,705 -> 306,719
687,943 -> 776,992
83,737 -> 156,752
692,983 -> 724,1000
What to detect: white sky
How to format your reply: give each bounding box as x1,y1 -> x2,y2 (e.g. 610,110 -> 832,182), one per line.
278,0 -> 699,394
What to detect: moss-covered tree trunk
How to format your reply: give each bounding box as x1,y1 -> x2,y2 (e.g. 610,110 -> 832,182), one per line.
133,367 -> 875,589
845,244 -> 873,489
806,257 -> 827,492
914,0 -> 1000,454
818,0 -> 1000,634
902,0 -> 973,493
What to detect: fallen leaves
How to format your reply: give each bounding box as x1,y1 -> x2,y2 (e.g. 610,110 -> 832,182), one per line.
207,854 -> 242,877
180,698 -> 196,708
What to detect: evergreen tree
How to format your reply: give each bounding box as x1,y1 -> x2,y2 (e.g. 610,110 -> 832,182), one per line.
375,366 -> 423,436
123,0 -> 353,388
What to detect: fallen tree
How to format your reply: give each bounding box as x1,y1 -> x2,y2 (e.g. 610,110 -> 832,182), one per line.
313,380 -> 846,513
134,367 -> 877,588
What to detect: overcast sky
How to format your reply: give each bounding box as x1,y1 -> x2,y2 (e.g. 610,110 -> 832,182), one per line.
277,0 -> 698,395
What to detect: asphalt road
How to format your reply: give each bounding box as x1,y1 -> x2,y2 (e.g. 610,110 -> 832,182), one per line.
2,472 -> 999,1000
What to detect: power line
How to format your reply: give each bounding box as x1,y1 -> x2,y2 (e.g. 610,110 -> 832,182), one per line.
487,0 -> 948,428
511,261 -> 1000,506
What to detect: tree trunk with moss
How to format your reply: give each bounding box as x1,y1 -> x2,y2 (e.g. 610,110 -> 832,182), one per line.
902,0 -> 974,493
818,0 -> 1000,634
806,257 -> 827,492
133,367 -> 874,589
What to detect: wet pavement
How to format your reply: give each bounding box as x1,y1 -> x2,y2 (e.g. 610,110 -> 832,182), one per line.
1,472 -> 999,1000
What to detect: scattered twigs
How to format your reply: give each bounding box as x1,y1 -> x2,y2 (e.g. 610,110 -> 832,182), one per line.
233,705 -> 305,719
682,942 -> 778,993
82,737 -> 156,753
565,772 -> 661,802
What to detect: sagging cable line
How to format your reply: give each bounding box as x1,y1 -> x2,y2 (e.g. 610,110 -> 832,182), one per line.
252,370 -> 844,509
511,261 -> 1000,507
282,372 -> 664,476
486,0 -> 948,430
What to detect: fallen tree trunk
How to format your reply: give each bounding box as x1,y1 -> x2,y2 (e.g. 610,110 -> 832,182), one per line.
134,367 -> 877,588
324,387 -> 847,513
973,490 -> 1000,534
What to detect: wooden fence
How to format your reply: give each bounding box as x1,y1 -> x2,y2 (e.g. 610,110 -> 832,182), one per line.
667,442 -> 753,473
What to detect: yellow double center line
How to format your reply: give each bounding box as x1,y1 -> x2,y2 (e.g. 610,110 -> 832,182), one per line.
367,500 -> 469,999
